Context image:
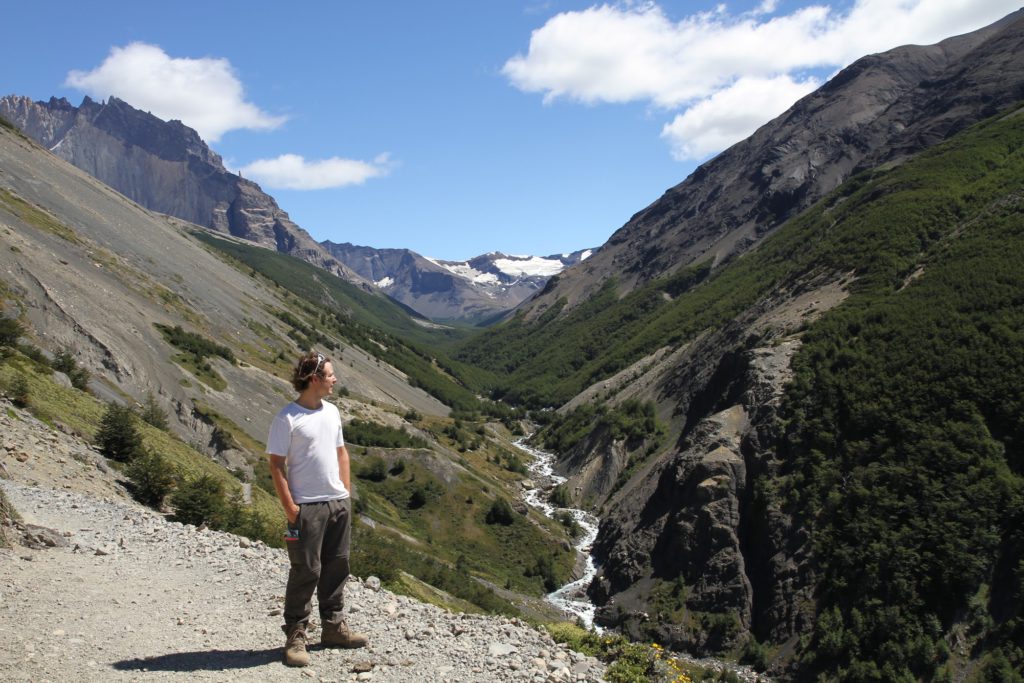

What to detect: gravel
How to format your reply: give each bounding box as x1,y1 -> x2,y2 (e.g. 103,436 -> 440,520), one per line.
0,400 -> 605,682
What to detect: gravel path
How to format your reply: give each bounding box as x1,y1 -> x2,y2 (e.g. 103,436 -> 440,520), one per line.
0,481 -> 605,682
0,401 -> 606,682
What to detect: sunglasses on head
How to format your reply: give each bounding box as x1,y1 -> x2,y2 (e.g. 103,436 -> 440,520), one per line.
303,352 -> 325,378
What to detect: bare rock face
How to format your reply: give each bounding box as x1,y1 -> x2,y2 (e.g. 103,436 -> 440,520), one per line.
0,95 -> 363,284
521,9 -> 1024,317
586,327 -> 811,655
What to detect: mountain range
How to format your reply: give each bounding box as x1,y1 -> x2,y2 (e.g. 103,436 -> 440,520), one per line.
0,94 -> 585,323
322,241 -> 593,323
2,9 -> 1023,682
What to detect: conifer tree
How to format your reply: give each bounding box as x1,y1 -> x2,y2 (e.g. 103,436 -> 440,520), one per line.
95,403 -> 142,462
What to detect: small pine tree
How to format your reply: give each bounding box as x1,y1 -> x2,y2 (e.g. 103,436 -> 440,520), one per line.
95,403 -> 142,462
52,348 -> 90,391
138,391 -> 169,430
485,498 -> 515,526
171,474 -> 227,527
0,318 -> 23,347
125,449 -> 177,508
408,486 -> 427,509
10,375 -> 30,408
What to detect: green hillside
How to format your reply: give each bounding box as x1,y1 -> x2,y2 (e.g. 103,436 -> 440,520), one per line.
459,106 -> 1024,679
771,109 -> 1024,680
192,231 -> 489,412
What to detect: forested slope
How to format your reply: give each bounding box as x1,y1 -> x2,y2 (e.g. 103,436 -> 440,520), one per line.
461,104 -> 1024,680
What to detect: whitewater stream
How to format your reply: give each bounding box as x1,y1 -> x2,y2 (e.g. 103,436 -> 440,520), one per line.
514,438 -> 602,630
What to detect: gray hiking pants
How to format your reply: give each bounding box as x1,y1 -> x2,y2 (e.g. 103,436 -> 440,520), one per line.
284,497 -> 351,628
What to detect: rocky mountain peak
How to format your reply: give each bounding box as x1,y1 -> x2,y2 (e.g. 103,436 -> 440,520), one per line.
522,8 -> 1024,318
0,94 -> 364,284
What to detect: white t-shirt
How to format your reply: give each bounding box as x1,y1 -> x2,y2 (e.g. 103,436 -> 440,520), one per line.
266,400 -> 349,503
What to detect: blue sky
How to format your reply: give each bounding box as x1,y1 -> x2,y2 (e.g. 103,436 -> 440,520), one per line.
2,1 -> 1018,260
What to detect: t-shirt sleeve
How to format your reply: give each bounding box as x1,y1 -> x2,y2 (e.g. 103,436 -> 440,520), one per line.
266,413 -> 291,456
337,419 -> 345,448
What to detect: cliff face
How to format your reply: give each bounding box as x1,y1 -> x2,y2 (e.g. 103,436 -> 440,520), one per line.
585,332 -> 816,653
0,95 -> 364,284
518,9 -> 1024,318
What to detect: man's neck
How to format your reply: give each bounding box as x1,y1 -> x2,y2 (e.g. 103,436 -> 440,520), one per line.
295,390 -> 323,410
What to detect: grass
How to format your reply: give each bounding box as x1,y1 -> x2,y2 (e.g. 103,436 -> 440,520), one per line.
545,622 -> 709,683
352,448 -> 575,598
0,188 -> 83,244
169,352 -> 227,390
0,346 -> 284,542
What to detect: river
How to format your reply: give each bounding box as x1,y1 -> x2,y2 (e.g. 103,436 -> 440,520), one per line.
513,437 -> 602,630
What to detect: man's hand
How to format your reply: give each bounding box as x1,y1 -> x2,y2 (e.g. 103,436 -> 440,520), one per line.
286,502 -> 300,525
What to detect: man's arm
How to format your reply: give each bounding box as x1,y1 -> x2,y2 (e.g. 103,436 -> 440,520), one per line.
337,444 -> 352,495
269,454 -> 299,524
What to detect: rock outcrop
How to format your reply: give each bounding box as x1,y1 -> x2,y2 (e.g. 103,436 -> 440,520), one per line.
0,95 -> 365,284
586,326 -> 811,651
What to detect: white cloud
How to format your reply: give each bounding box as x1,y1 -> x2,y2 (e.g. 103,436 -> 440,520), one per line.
65,42 -> 285,142
239,153 -> 392,190
505,0 -> 1022,159
661,75 -> 820,160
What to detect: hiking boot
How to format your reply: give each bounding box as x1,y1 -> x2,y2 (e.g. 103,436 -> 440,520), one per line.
321,620 -> 368,648
283,623 -> 310,667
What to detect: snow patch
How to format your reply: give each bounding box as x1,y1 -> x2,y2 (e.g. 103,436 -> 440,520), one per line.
493,256 -> 564,278
375,277 -> 394,288
433,261 -> 500,285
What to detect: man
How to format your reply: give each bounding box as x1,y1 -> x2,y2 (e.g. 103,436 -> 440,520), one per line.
267,351 -> 368,667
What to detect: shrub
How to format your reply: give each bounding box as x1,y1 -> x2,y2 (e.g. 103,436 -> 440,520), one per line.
346,419 -> 428,448
357,456 -> 388,482
95,402 -> 142,462
548,484 -> 571,508
485,498 -> 515,526
525,553 -> 559,592
555,510 -> 582,538
0,318 -> 23,346
0,487 -> 20,549
51,347 -> 90,390
545,623 -> 663,683
126,449 -> 177,508
153,323 -> 235,363
408,486 -> 428,509
138,391 -> 169,430
10,375 -> 30,408
738,637 -> 770,672
171,474 -> 227,527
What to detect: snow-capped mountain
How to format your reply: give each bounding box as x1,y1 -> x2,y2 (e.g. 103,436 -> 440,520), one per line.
321,242 -> 593,324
